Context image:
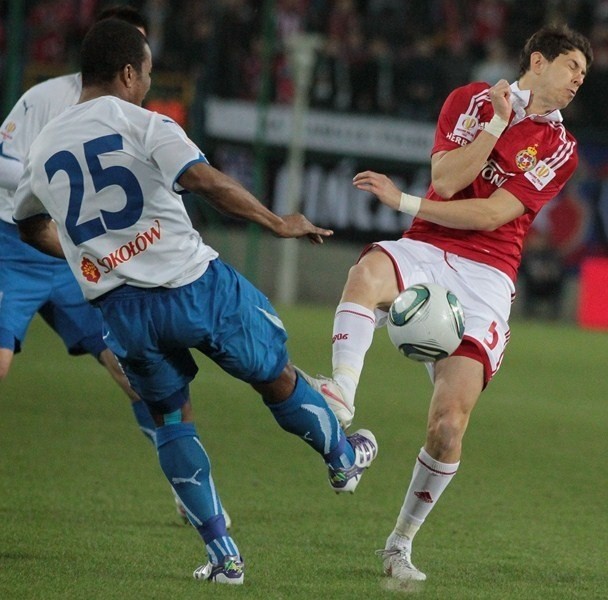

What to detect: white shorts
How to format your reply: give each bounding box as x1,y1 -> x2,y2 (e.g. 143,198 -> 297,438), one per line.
363,238 -> 516,385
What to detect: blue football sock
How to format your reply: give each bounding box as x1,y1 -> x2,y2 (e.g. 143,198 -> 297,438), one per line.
156,422 -> 238,563
265,373 -> 355,470
131,399 -> 157,445
199,514 -> 238,564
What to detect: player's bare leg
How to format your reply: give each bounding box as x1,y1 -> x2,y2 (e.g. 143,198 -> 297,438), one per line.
425,356 -> 483,462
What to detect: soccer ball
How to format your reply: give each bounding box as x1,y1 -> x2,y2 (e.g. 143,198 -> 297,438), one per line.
387,282 -> 465,362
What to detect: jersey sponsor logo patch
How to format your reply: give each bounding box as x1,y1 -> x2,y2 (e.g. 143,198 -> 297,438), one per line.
81,257 -> 101,283
451,114 -> 479,142
515,145 -> 538,171
0,121 -> 16,141
524,160 -> 556,190
96,219 -> 162,275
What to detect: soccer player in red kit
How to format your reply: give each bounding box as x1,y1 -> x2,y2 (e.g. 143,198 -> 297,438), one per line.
296,24 -> 593,581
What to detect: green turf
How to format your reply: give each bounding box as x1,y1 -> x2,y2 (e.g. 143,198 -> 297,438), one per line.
1,308 -> 606,599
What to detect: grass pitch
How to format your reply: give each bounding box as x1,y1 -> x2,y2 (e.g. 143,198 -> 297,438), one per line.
1,308 -> 606,599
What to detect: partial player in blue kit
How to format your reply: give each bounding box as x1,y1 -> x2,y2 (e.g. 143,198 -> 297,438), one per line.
14,19 -> 378,585
0,4 -> 199,519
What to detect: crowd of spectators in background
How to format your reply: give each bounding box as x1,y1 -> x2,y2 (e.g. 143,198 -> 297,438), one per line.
2,0 -> 608,129
0,0 -> 606,314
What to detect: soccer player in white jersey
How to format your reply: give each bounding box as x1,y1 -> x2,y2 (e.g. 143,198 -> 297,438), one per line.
297,24 -> 592,582
0,6 -> 201,523
14,19 -> 378,585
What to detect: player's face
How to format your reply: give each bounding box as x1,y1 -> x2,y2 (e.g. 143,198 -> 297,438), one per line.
132,45 -> 153,106
539,49 -> 587,110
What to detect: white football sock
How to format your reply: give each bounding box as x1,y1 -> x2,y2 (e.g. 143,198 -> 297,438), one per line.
394,447 -> 459,541
331,302 -> 376,403
386,530 -> 416,552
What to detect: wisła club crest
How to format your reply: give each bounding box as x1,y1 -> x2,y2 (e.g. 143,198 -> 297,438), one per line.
515,145 -> 538,172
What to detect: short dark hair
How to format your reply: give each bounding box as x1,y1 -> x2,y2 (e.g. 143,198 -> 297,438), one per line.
518,24 -> 593,77
96,4 -> 149,34
81,18 -> 148,86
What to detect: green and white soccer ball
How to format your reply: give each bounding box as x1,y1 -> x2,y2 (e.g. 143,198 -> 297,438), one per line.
387,282 -> 465,362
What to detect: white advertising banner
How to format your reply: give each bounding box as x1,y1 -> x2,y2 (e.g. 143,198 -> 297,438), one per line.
205,97 -> 435,164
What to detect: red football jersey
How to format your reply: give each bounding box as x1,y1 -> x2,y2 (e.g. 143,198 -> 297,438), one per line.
404,82 -> 578,281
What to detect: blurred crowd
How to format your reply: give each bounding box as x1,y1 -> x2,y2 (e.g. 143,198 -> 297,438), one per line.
1,0 -> 606,315
3,0 -> 608,128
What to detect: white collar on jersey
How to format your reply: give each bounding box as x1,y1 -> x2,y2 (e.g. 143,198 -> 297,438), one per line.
509,81 -> 563,125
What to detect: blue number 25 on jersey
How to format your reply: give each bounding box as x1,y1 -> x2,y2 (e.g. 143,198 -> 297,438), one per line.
44,134 -> 144,245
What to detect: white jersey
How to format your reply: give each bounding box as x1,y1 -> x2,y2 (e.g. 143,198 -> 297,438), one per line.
14,96 -> 218,300
0,73 -> 82,223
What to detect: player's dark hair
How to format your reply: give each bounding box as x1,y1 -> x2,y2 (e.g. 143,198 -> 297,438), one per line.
518,24 -> 593,77
81,18 -> 148,86
96,4 -> 149,34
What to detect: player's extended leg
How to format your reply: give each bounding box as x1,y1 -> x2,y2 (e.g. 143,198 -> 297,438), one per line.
296,249 -> 399,428
253,364 -> 378,493
379,355 -> 484,582
190,258 -> 379,495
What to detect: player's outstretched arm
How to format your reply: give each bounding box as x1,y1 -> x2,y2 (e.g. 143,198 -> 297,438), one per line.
353,170 -> 526,231
179,162 -> 333,244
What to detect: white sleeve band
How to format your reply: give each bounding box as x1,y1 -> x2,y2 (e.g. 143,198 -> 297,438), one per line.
0,154 -> 25,191
398,192 -> 422,216
484,114 -> 508,138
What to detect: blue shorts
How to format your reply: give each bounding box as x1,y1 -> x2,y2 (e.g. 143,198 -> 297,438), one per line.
95,258 -> 289,407
0,221 -> 106,357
